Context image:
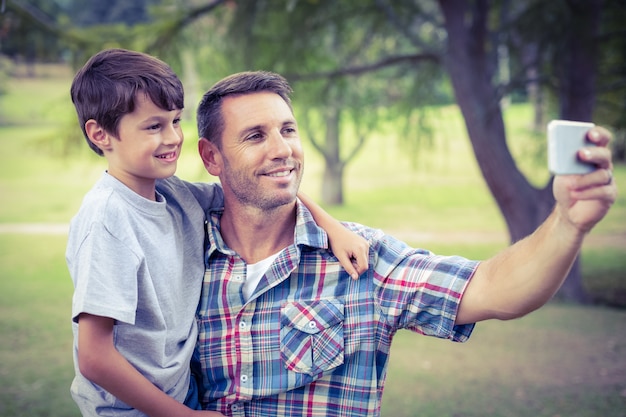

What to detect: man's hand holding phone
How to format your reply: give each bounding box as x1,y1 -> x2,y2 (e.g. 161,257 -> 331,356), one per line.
547,120 -> 616,236
548,120 -> 597,175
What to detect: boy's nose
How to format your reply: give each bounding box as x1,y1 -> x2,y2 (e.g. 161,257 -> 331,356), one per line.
164,126 -> 183,145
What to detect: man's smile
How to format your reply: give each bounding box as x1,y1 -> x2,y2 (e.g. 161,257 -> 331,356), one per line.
266,169 -> 293,177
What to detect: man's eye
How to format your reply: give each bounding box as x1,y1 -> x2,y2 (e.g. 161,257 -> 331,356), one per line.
246,133 -> 263,141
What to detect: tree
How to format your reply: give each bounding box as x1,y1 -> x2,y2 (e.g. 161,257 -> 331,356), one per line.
1,0 -> 71,65
0,0 -> 161,64
222,1 -> 447,205
11,0 -> 624,301
437,0 -> 602,301
220,0 -> 623,302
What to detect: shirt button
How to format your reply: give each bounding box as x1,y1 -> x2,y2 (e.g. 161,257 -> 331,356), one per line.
239,321 -> 247,330
231,404 -> 239,411
240,374 -> 248,383
308,321 -> 317,330
234,275 -> 242,281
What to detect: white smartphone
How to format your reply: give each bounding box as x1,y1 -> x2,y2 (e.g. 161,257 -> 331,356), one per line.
547,120 -> 596,175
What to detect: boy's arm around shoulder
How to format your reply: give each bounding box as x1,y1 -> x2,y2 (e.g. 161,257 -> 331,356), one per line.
297,192 -> 369,279
157,177 -> 224,213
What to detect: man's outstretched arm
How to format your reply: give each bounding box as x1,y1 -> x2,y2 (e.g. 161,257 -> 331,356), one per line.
456,127 -> 617,325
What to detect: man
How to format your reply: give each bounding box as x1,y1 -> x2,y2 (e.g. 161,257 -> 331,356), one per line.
192,71 -> 617,416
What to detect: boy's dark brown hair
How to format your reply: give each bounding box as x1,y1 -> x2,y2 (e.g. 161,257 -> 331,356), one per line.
70,48 -> 184,156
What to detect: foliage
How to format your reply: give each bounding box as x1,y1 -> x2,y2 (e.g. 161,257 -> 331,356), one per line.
4,0 -> 625,301
0,0 -> 67,61
504,0 -> 626,145
1,0 -> 161,63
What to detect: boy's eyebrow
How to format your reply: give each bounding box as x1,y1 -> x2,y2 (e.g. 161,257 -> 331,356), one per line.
140,108 -> 183,121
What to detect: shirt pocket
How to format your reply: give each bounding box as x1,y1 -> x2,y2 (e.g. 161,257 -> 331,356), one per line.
280,299 -> 345,376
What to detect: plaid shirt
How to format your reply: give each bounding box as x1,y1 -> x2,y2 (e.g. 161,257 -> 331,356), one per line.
194,201 -> 479,416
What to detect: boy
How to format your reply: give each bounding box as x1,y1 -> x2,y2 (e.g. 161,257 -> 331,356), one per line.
66,49 -> 368,417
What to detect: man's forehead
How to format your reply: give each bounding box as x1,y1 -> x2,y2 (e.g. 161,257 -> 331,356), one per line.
222,92 -> 294,126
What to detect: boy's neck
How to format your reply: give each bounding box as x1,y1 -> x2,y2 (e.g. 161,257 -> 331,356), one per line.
106,170 -> 158,201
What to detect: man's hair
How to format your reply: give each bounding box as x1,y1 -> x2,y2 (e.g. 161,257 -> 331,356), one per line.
70,48 -> 184,156
196,71 -> 293,148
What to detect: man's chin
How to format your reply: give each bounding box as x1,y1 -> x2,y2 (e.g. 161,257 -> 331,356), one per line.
256,193 -> 297,211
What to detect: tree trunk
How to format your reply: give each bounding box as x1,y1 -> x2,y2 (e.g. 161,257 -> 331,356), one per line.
321,104 -> 345,205
439,0 -> 554,241
438,0 -> 590,302
551,0 -> 602,302
521,44 -> 544,133
558,0 -> 601,122
181,48 -> 199,122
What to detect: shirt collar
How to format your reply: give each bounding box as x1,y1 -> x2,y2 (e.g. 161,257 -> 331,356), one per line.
205,198 -> 330,260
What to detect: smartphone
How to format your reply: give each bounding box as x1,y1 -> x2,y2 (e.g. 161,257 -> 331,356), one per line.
547,120 -> 596,175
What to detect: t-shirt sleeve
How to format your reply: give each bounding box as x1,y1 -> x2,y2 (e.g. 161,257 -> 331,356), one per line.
69,221 -> 140,325
164,178 -> 224,212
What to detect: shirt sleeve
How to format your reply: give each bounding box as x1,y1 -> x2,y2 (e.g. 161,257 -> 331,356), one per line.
370,231 -> 478,342
70,221 -> 141,325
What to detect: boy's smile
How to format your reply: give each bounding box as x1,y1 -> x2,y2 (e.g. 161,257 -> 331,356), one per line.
100,93 -> 183,200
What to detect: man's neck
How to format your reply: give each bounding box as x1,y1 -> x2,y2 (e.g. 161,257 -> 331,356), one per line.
219,202 -> 297,264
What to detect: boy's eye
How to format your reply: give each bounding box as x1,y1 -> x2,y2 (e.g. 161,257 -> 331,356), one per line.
173,118 -> 181,125
148,123 -> 161,131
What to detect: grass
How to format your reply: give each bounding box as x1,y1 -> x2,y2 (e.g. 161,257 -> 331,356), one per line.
1,63 -> 625,417
0,234 -> 76,417
1,234 -> 624,417
384,304 -> 626,417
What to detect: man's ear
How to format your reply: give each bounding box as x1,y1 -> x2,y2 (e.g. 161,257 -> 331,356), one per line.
85,119 -> 112,153
198,137 -> 222,176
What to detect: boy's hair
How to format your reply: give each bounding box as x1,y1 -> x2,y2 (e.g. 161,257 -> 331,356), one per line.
196,71 -> 293,148
70,48 -> 184,156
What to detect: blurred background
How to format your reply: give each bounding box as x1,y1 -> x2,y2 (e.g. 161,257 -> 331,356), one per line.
1,1 -> 625,416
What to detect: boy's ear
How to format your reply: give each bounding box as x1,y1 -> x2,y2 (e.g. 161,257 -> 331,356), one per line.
85,119 -> 112,152
198,137 -> 222,176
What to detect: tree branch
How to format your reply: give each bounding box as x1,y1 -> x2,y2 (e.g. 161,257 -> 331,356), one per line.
286,52 -> 440,81
7,0 -> 93,48
146,0 -> 227,52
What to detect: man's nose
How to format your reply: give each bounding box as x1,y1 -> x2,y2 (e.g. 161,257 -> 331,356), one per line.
267,130 -> 292,159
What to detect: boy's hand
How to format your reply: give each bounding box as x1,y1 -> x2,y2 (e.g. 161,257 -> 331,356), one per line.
328,226 -> 370,279
296,192 -> 370,279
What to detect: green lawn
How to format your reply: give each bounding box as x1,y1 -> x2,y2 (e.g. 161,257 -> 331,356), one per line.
1,63 -> 625,417
1,234 -> 624,417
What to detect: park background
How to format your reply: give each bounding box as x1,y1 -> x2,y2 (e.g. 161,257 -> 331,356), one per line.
1,1 -> 625,416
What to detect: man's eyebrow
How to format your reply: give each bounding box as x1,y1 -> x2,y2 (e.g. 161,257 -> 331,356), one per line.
239,124 -> 265,137
238,118 -> 296,136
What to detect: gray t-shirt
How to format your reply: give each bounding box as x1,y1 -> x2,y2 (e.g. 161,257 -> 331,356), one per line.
66,172 -> 222,416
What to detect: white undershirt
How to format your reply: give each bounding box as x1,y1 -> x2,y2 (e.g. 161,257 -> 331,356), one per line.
244,252 -> 281,301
